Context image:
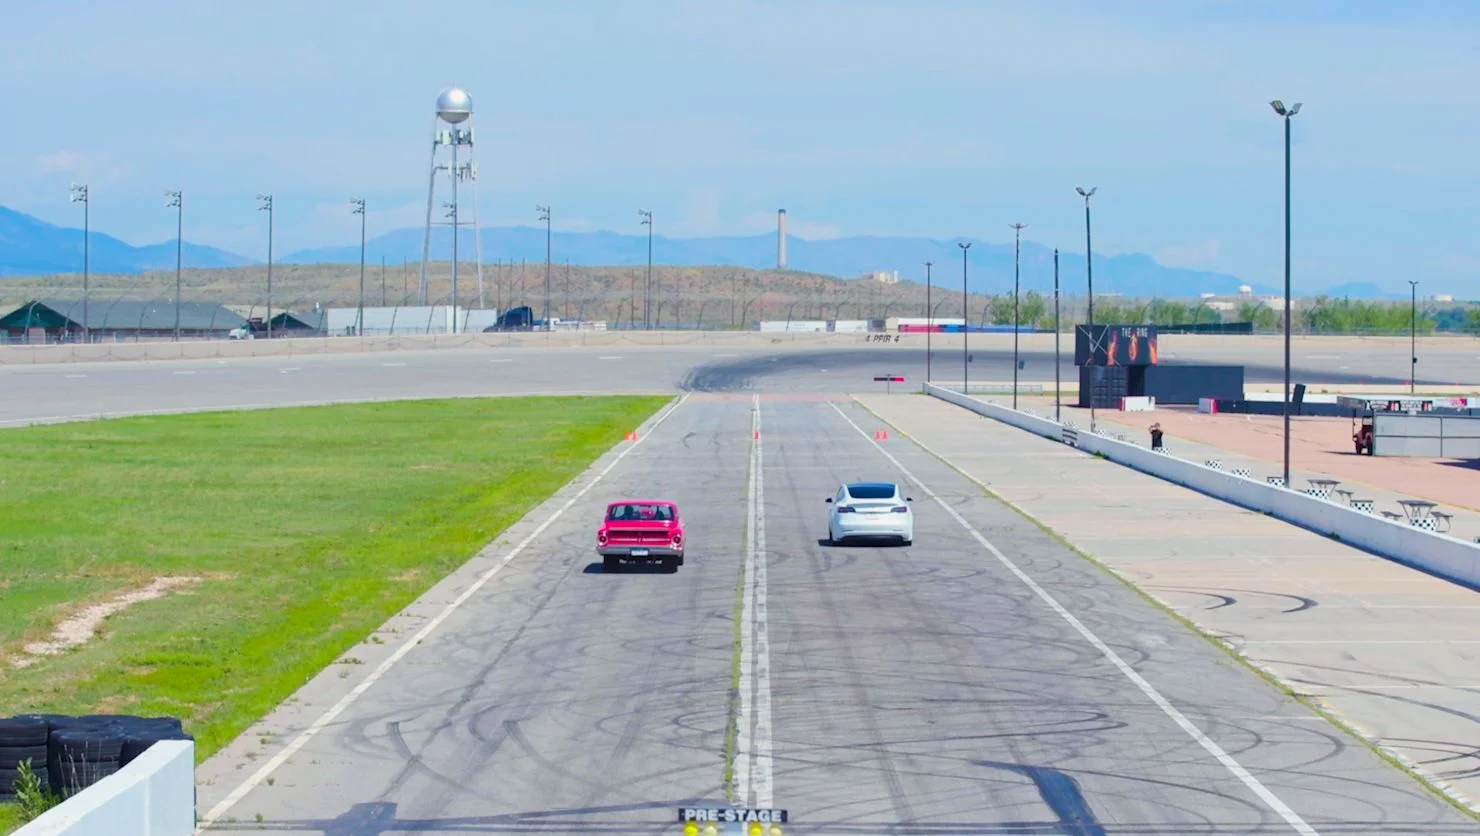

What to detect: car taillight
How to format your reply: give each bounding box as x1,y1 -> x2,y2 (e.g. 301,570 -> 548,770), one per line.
597,531 -> 608,544
672,533 -> 683,546
891,506 -> 908,513
837,506 -> 855,513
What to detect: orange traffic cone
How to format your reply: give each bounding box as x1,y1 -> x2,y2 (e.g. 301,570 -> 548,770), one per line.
625,430 -> 638,441
874,429 -> 889,441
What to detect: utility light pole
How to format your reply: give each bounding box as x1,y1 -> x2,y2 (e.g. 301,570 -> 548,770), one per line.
352,199 -> 366,336
639,209 -> 654,329
1410,280 -> 1419,393
166,190 -> 182,341
1271,98 -> 1302,488
1054,248 -> 1062,423
1076,187 -> 1096,325
925,260 -> 933,383
959,241 -> 971,392
257,194 -> 273,339
537,204 -> 552,329
70,183 -> 89,343
1010,222 -> 1027,409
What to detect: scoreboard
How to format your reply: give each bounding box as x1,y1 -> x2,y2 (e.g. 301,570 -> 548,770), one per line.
1075,324 -> 1159,367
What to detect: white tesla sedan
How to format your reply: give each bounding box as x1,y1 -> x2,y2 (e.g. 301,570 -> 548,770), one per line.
825,481 -> 914,546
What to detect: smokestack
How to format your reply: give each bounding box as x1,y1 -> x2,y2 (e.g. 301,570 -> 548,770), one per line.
777,209 -> 788,270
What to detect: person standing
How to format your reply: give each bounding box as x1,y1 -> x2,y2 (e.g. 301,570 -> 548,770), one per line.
1149,422 -> 1164,451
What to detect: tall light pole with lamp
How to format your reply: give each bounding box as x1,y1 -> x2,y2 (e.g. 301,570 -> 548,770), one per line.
537,205 -> 552,329
352,199 -> 366,336
1054,248 -> 1062,423
1010,222 -> 1027,409
1271,99 -> 1301,487
1409,279 -> 1419,393
165,190 -> 182,341
70,183 -> 89,343
639,209 -> 654,329
959,242 -> 971,392
1075,187 -> 1096,325
257,194 -> 273,339
924,260 -> 933,383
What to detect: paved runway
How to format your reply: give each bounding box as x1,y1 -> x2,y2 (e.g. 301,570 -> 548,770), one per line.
0,340 -> 1457,428
193,392 -> 1473,834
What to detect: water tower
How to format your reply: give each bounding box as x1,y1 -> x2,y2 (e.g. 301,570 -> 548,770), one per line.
418,86 -> 485,326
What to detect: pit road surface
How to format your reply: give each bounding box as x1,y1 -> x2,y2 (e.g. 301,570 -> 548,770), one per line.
193,390 -> 1474,834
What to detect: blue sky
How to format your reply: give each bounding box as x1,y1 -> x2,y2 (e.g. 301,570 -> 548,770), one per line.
4,0 -> 1479,294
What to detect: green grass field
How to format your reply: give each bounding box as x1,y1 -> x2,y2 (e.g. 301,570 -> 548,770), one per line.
0,395 -> 668,774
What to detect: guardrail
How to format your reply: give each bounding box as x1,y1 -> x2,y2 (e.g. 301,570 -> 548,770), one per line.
924,383 -> 1480,590
15,739 -> 194,835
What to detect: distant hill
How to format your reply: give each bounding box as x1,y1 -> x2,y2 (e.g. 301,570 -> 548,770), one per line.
282,225 -> 1281,299
0,203 -> 1350,299
0,206 -> 257,277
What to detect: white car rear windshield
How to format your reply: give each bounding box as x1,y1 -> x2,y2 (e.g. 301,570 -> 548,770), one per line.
846,483 -> 896,500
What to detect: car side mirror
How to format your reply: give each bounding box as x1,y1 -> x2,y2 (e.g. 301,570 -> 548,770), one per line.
824,497 -> 833,503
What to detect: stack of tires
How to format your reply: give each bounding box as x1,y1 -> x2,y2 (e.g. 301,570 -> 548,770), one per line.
0,714 -> 192,800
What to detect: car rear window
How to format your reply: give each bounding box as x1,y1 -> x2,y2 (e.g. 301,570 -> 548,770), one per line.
607,503 -> 675,521
846,483 -> 896,500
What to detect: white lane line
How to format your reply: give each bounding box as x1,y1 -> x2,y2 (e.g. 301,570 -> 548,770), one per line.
63,374 -> 87,379
715,353 -> 738,358
827,401 -> 1321,836
735,392 -> 773,808
194,393 -> 690,834
382,362 -> 407,367
1304,355 -> 1339,360
599,355 -> 622,360
173,370 -> 196,376
753,393 -> 773,808
490,358 -> 513,363
279,367 -> 301,373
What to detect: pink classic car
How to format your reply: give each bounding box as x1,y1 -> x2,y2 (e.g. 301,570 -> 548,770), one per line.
597,499 -> 685,572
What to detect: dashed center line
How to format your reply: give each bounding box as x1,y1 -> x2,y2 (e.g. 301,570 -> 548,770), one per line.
599,355 -> 622,360
489,358 -> 513,364
734,392 -> 773,809
382,362 -> 407,367
173,371 -> 196,376
64,374 -> 87,379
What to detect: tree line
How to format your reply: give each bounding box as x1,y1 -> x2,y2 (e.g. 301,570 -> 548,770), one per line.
969,292 -> 1479,334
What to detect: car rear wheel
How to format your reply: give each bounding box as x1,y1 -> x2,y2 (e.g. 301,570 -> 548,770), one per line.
603,555 -> 620,573
662,557 -> 678,573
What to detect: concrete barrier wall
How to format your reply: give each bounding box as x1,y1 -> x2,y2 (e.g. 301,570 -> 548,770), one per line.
924,383 -> 1480,590
15,740 -> 194,836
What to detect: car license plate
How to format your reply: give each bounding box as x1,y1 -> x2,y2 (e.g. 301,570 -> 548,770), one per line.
631,548 -> 649,557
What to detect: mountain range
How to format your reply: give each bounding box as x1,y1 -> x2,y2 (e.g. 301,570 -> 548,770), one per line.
0,206 -> 255,277
0,204 -> 1403,299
